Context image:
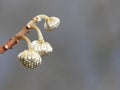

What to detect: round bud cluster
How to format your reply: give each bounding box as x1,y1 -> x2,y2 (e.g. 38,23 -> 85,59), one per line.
44,17 -> 60,31
32,40 -> 53,56
18,50 -> 42,69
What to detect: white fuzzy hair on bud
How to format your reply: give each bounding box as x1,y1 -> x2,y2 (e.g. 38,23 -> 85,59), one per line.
18,50 -> 42,69
32,40 -> 53,56
44,17 -> 60,31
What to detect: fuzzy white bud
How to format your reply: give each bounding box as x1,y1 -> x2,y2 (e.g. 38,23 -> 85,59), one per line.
32,40 -> 53,56
18,50 -> 42,69
44,17 -> 60,31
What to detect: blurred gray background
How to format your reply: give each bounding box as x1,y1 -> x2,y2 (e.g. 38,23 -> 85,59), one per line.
0,0 -> 120,90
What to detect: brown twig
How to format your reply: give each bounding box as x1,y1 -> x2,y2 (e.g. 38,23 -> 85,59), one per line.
0,26 -> 30,54
0,14 -> 41,54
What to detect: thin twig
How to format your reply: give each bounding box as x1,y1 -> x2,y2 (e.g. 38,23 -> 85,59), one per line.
0,26 -> 30,54
0,15 -> 40,54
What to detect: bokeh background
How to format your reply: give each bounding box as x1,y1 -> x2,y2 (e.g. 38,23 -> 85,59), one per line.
0,0 -> 120,90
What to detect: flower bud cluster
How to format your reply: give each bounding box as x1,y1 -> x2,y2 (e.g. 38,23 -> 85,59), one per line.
32,40 -> 53,56
17,14 -> 60,69
44,17 -> 60,31
18,50 -> 41,69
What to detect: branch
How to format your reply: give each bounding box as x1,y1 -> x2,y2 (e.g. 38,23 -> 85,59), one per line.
0,15 -> 41,54
0,14 -> 60,55
0,26 -> 30,54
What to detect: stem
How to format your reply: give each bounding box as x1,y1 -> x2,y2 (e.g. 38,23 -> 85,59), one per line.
26,15 -> 49,29
26,15 -> 49,41
37,14 -> 49,20
17,35 -> 33,51
31,25 -> 44,41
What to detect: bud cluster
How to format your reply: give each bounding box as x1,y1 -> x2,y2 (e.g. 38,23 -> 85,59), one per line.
17,14 -> 60,69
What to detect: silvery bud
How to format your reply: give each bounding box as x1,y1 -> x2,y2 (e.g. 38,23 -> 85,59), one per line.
18,50 -> 42,69
44,17 -> 60,31
32,40 -> 53,56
